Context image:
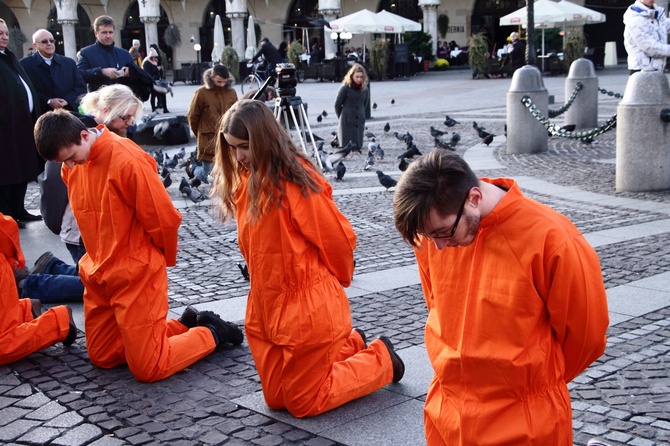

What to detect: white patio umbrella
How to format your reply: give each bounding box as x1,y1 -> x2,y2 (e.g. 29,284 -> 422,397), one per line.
375,10 -> 422,33
245,15 -> 257,61
499,0 -> 606,70
212,14 -> 225,63
329,9 -> 397,63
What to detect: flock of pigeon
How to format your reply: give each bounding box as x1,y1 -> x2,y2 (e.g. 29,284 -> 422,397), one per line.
153,147 -> 209,204
310,104 -> 502,191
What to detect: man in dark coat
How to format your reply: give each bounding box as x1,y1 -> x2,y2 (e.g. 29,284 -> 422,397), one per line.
251,37 -> 286,80
20,29 -> 87,115
77,15 -> 133,92
0,18 -> 42,228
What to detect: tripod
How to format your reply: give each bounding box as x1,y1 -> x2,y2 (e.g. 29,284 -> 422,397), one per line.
274,96 -> 323,169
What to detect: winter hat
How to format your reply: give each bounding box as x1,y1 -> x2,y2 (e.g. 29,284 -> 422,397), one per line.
132,39 -> 140,47
148,47 -> 159,58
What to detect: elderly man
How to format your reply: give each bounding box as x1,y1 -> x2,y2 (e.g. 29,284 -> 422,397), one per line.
0,18 -> 42,228
77,15 -> 133,92
393,150 -> 609,445
623,0 -> 670,74
20,29 -> 87,115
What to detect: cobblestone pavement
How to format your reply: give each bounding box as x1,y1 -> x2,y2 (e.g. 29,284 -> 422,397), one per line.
2,70 -> 670,445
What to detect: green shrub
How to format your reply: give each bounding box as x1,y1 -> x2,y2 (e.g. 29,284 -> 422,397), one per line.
370,38 -> 389,81
468,33 -> 490,78
563,30 -> 586,68
287,41 -> 303,66
222,45 -> 240,80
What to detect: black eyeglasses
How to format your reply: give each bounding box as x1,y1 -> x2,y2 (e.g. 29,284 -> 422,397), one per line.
420,192 -> 469,240
116,114 -> 134,123
38,39 -> 55,44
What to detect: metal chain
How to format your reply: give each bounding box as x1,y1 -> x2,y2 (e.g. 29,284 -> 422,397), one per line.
521,95 -> 617,142
548,82 -> 583,118
598,87 -> 624,99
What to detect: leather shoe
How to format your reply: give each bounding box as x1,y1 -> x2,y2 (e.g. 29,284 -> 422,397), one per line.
18,211 -> 42,222
378,336 -> 405,383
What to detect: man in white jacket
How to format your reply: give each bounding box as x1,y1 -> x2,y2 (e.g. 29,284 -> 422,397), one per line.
623,0 -> 670,73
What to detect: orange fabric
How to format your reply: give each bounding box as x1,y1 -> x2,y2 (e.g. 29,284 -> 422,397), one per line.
61,127 -> 215,382
0,214 -> 70,365
236,166 -> 393,417
415,178 -> 609,445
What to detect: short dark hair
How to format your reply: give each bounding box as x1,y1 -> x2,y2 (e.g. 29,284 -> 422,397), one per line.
261,37 -> 269,43
93,15 -> 115,32
393,150 -> 479,247
34,110 -> 87,161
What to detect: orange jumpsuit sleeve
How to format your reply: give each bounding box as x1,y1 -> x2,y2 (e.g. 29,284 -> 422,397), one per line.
112,151 -> 181,266
0,213 -> 25,270
286,179 -> 356,286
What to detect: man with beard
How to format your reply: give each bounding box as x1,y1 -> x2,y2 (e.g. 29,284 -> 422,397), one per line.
392,149 -> 609,445
77,15 -> 133,92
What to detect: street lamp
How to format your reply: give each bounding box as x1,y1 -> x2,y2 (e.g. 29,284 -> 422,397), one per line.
330,31 -> 352,58
194,43 -> 202,84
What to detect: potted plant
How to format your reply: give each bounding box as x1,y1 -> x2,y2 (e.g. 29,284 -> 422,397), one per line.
406,31 -> 434,71
370,38 -> 389,81
437,14 -> 449,40
563,30 -> 586,69
287,41 -> 304,66
468,32 -> 490,79
222,45 -> 240,80
8,27 -> 27,55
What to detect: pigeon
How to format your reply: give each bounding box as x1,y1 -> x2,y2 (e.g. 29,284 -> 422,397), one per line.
161,165 -> 170,179
482,134 -> 494,146
444,115 -> 460,127
430,126 -> 447,137
476,127 -> 493,139
435,138 -> 455,150
133,111 -> 157,133
560,124 -> 576,132
174,147 -> 186,160
372,102 -> 378,110
237,262 -> 250,281
164,154 -> 178,169
450,132 -> 461,146
316,114 -> 323,123
179,177 -> 190,194
153,121 -> 170,139
391,99 -> 395,105
374,144 -> 385,160
393,131 -> 413,145
190,177 -> 202,189
330,134 -> 339,148
398,157 -> 409,172
383,122 -> 391,133
397,144 -> 422,160
153,148 -> 164,166
184,160 -> 195,179
335,161 -> 346,180
316,147 -> 330,171
376,170 -> 397,191
365,131 -> 376,139
321,110 -> 328,117
181,184 -> 206,203
162,173 -> 172,188
364,153 -> 375,170
325,141 -> 358,170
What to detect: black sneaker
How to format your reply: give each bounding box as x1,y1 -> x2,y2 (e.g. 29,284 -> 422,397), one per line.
179,306 -> 199,328
378,336 -> 405,383
62,306 -> 77,347
197,311 -> 244,347
30,252 -> 54,275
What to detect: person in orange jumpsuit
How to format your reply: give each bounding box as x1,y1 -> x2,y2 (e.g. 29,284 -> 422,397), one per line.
0,213 -> 76,366
393,150 -> 609,445
33,109 -> 243,383
210,99 -> 405,418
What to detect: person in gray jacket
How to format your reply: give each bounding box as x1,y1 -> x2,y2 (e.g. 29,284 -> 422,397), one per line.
334,63 -> 369,150
623,0 -> 670,74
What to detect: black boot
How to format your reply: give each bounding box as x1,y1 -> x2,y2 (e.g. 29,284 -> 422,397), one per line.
197,311 -> 244,347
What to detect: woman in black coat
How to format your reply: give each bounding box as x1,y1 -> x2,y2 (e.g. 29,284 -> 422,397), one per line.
334,63 -> 369,150
143,47 -> 169,113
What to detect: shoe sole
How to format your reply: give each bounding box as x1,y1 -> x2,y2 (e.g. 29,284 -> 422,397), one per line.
378,336 -> 405,383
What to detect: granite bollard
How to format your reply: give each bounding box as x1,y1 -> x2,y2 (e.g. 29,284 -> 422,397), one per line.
616,71 -> 670,192
565,58 -> 598,129
506,65 -> 548,154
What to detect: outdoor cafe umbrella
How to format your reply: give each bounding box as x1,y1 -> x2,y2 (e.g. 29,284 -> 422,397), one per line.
376,10 -> 422,33
245,15 -> 257,61
499,0 -> 605,70
328,9 -> 399,63
212,14 -> 225,63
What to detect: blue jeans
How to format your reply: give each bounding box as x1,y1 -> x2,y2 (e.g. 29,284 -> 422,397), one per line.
66,242 -> 86,265
21,255 -> 83,303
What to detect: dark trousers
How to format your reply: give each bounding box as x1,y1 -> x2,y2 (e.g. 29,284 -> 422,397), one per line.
150,92 -> 168,111
0,182 -> 28,220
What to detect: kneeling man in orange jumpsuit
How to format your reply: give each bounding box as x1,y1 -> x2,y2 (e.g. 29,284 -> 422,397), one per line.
393,151 -> 609,445
0,213 -> 76,365
211,100 -> 405,418
34,110 -> 243,383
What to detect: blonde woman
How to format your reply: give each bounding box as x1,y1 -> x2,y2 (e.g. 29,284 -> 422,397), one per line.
334,63 -> 369,150
79,84 -> 143,137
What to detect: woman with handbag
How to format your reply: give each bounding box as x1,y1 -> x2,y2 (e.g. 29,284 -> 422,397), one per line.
143,47 -> 170,113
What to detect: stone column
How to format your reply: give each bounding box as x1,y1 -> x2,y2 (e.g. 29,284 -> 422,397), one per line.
141,16 -> 160,49
228,0 -> 248,58
54,0 -> 78,60
59,20 -> 78,60
419,0 -> 440,58
320,0 -> 340,60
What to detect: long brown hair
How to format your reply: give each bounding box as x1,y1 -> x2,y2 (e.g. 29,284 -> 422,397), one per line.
342,63 -> 368,90
211,99 -> 322,222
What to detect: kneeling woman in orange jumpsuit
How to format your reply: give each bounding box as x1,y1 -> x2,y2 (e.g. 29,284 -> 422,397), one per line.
0,213 -> 76,365
211,99 -> 405,418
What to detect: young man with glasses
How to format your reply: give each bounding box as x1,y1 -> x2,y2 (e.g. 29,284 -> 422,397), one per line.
393,150 -> 609,445
20,29 -> 87,115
